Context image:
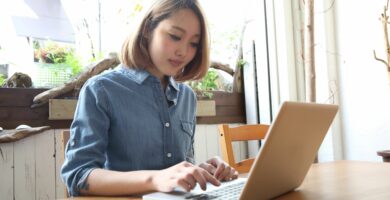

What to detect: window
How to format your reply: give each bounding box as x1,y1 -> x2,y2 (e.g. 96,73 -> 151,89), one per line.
0,0 -> 254,89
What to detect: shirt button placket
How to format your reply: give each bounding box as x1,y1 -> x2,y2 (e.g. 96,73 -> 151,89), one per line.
164,122 -> 171,161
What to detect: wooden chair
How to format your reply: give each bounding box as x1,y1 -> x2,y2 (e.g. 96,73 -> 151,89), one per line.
219,124 -> 269,174
60,130 -> 70,197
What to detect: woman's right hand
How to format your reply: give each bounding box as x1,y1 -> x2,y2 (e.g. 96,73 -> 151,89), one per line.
151,161 -> 221,192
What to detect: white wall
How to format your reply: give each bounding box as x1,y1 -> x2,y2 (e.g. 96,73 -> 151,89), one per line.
335,0 -> 390,161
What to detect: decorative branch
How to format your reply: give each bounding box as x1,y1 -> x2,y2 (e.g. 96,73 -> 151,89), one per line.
232,19 -> 253,93
373,50 -> 388,67
0,126 -> 50,143
374,0 -> 390,72
31,53 -> 120,108
210,61 -> 234,76
304,0 -> 316,103
82,19 -> 96,60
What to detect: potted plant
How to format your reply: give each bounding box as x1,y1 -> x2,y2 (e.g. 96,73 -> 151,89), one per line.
189,68 -> 219,99
187,67 -> 246,123
188,69 -> 220,117
34,41 -> 82,88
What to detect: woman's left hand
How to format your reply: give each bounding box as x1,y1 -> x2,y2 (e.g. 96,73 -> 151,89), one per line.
199,156 -> 239,181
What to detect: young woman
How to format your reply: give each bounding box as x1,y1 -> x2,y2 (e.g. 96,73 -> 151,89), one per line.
61,0 -> 238,197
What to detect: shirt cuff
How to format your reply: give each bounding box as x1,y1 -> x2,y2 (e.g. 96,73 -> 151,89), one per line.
71,168 -> 96,196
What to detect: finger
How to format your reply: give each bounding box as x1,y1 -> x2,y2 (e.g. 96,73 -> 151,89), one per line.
218,166 -> 232,181
179,162 -> 197,189
206,157 -> 221,167
202,169 -> 221,187
176,170 -> 197,191
232,170 -> 239,179
183,173 -> 197,190
189,168 -> 208,190
199,162 -> 217,175
214,163 -> 226,180
177,179 -> 193,192
224,168 -> 238,181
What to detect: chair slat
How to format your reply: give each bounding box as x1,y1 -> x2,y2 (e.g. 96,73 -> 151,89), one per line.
219,124 -> 269,174
229,124 -> 269,141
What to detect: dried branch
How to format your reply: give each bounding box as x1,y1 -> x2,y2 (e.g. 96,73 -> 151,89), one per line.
304,0 -> 316,103
210,61 -> 234,76
0,126 -> 50,143
373,50 -> 388,67
317,0 -> 336,14
82,19 -> 96,60
31,53 -> 120,108
232,19 -> 253,93
374,0 -> 390,72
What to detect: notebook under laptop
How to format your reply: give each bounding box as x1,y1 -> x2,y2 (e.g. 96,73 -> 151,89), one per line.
143,101 -> 339,200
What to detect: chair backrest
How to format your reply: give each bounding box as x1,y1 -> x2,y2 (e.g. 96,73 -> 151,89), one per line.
60,130 -> 70,197
219,124 -> 269,174
60,130 -> 70,164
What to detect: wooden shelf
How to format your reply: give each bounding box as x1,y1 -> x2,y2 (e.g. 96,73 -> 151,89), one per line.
0,88 -> 246,129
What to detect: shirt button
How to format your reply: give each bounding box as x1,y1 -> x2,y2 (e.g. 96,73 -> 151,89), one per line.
167,153 -> 172,158
165,122 -> 170,127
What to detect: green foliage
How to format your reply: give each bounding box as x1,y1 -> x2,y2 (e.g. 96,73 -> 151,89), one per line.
64,53 -> 83,77
237,59 -> 247,68
0,74 -> 5,86
200,69 -> 219,91
34,40 -> 84,78
188,69 -> 219,99
32,40 -> 40,49
36,41 -> 73,64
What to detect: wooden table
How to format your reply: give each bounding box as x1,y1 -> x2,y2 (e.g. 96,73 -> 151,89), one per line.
276,161 -> 390,199
64,161 -> 390,200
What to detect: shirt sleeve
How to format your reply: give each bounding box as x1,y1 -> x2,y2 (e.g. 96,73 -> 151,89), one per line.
185,92 -> 197,164
185,117 -> 196,164
60,78 -> 111,196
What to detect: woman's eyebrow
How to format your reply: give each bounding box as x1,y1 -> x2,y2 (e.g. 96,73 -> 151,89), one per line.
171,26 -> 200,38
171,25 -> 186,33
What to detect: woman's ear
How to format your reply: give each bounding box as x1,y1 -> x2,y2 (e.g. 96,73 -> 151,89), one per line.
142,22 -> 152,40
143,29 -> 149,39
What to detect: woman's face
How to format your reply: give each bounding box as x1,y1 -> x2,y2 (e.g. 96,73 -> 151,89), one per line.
147,8 -> 201,81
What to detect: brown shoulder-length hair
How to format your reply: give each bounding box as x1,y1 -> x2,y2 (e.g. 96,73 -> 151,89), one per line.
121,0 -> 210,82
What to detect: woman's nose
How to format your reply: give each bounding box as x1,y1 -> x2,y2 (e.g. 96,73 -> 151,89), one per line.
175,43 -> 188,57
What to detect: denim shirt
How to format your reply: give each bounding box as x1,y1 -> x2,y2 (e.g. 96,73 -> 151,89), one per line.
60,65 -> 197,196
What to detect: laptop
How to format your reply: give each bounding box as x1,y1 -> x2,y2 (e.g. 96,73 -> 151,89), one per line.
143,101 -> 339,200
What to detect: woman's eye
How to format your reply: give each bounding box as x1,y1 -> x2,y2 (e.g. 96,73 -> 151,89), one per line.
169,34 -> 181,41
190,42 -> 199,48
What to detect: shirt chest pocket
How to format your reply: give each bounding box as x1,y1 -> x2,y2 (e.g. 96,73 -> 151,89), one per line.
181,121 -> 194,138
175,120 -> 194,151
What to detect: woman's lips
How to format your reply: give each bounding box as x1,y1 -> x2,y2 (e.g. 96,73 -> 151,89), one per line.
169,59 -> 184,67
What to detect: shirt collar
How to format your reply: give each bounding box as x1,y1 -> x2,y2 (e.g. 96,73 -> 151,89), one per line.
119,65 -> 149,84
167,76 -> 179,91
120,64 -> 180,92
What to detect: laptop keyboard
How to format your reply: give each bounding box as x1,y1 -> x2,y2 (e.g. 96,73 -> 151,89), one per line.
185,181 -> 244,200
